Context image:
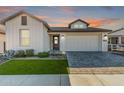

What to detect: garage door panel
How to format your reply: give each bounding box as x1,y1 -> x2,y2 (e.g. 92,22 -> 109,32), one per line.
65,36 -> 99,51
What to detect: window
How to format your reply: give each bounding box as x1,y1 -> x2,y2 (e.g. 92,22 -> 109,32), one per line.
74,24 -> 78,28
21,16 -> 27,25
79,25 -> 83,28
121,36 -> 124,44
20,30 -> 30,46
54,36 -> 58,44
74,24 -> 83,29
111,37 -> 118,44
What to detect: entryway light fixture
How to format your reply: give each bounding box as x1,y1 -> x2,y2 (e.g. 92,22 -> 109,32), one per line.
103,34 -> 108,40
61,35 -> 65,39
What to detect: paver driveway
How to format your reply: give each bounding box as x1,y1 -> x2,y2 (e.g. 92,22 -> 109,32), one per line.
66,52 -> 124,68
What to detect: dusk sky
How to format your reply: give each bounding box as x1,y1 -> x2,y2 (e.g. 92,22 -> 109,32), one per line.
0,6 -> 124,30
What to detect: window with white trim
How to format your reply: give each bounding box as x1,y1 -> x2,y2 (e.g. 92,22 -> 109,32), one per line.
79,24 -> 83,28
74,24 -> 83,28
74,24 -> 78,28
20,30 -> 30,46
21,16 -> 27,25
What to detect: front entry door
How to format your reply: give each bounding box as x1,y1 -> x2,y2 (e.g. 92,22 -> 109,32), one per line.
53,35 -> 59,50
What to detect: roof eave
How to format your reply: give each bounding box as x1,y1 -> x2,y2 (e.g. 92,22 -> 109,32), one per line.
48,30 -> 112,32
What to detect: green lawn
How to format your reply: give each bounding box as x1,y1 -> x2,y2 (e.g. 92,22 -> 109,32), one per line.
0,60 -> 69,75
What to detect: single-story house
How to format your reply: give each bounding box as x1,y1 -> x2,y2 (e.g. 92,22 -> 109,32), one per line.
108,28 -> 124,51
0,11 -> 111,54
0,24 -> 5,53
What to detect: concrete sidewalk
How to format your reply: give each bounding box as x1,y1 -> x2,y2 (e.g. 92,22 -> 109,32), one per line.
0,75 -> 70,86
69,74 -> 124,86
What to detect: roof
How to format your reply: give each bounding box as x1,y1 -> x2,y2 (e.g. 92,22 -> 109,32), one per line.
0,11 -> 50,30
68,19 -> 89,28
48,27 -> 112,32
109,28 -> 124,34
0,11 -> 112,33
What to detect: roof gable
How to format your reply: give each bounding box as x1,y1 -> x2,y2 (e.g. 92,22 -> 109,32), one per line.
0,11 -> 50,29
68,19 -> 89,28
109,28 -> 124,35
109,28 -> 124,34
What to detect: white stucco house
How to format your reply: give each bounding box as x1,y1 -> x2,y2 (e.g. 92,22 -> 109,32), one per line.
0,24 -> 5,53
108,28 -> 124,51
0,11 -> 111,54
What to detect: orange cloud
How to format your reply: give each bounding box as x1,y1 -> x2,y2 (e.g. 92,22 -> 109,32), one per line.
50,23 -> 67,27
35,15 -> 49,19
48,18 -> 75,27
49,18 -> 73,23
34,14 -> 120,27
87,18 -> 120,27
35,15 -> 74,27
49,18 -> 120,27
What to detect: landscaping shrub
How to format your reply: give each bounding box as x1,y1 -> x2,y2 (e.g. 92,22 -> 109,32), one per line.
14,50 -> 25,57
37,52 -> 49,58
25,49 -> 34,57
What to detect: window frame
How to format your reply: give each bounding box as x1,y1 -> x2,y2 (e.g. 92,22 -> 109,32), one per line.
121,36 -> 124,44
74,24 -> 79,28
79,24 -> 83,28
19,29 -> 30,47
21,16 -> 27,25
111,37 -> 118,44
74,24 -> 84,29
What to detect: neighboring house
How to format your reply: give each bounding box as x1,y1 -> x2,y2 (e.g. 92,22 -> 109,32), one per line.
0,11 -> 111,54
108,28 -> 124,51
0,24 -> 5,53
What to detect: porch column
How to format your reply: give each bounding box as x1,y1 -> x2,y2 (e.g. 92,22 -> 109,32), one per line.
49,34 -> 53,50
118,36 -> 122,44
109,37 -> 112,44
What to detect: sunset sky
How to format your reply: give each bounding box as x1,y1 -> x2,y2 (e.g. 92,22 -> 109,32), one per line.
0,6 -> 124,30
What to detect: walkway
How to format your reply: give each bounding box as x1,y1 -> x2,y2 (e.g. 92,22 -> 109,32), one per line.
0,75 -> 70,86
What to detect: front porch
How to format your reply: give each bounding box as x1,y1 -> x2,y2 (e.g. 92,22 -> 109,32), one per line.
49,34 -> 65,55
108,35 -> 124,51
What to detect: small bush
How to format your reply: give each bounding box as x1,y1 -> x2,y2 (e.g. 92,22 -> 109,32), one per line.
14,50 -> 25,57
37,52 -> 49,58
25,49 -> 34,57
6,50 -> 15,57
